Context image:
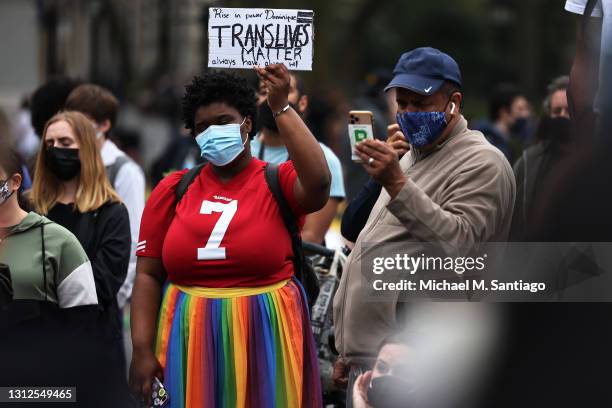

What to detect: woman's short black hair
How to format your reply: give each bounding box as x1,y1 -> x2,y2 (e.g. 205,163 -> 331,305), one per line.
182,71 -> 257,135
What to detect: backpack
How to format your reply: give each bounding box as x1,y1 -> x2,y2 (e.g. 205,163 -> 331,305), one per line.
104,155 -> 131,188
174,163 -> 320,308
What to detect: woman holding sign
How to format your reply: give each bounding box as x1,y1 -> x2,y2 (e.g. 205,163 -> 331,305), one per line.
130,64 -> 329,407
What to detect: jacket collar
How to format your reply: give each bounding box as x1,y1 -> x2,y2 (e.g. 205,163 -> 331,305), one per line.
10,212 -> 48,234
410,115 -> 468,162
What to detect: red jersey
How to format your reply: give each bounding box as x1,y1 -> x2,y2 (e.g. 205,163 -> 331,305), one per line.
136,158 -> 306,287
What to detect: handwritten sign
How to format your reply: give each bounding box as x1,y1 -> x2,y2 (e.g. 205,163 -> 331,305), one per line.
208,7 -> 314,70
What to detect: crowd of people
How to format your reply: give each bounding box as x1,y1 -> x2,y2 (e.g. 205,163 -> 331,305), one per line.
0,1 -> 610,407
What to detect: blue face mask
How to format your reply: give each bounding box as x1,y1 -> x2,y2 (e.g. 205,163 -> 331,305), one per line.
396,102 -> 455,149
195,118 -> 247,166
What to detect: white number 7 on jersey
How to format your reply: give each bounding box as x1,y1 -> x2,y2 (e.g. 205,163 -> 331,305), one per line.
197,200 -> 238,260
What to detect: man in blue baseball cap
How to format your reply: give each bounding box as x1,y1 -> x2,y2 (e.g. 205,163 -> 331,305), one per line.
383,46 -> 464,157
334,47 -> 516,407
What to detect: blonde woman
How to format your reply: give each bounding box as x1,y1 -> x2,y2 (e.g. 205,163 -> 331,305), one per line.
31,111 -> 132,403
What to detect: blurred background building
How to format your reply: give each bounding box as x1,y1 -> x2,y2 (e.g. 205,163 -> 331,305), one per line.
0,0 -> 206,104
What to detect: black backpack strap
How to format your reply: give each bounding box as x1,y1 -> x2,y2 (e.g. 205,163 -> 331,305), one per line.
581,0 -> 600,33
40,223 -> 47,302
175,163 -> 206,203
584,0 -> 599,19
263,163 -> 305,282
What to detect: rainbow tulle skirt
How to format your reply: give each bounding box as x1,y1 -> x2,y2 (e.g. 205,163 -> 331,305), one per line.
155,278 -> 322,408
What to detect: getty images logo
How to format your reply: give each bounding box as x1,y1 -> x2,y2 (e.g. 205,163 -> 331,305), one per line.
372,253 -> 488,275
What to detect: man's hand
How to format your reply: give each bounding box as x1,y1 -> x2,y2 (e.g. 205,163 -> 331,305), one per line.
254,64 -> 290,113
355,139 -> 406,199
387,123 -> 410,158
352,370 -> 374,408
332,358 -> 349,388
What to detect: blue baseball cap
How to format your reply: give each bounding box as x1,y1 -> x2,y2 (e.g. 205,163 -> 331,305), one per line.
385,47 -> 462,95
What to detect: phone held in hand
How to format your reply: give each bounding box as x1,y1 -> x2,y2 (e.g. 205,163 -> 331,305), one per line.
348,110 -> 375,162
150,377 -> 169,408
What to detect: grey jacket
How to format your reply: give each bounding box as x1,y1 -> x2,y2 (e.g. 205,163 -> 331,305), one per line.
333,116 -> 516,366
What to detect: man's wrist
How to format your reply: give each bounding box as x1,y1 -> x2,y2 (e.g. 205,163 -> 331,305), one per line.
384,175 -> 407,199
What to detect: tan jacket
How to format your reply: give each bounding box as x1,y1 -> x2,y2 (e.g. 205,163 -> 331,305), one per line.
333,116 -> 516,366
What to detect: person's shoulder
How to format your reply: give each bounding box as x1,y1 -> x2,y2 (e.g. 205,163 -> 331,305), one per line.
40,216 -> 86,252
39,219 -> 91,274
157,168 -> 191,191
463,128 -> 507,155
98,200 -> 130,220
41,215 -> 75,238
250,157 -> 266,167
101,139 -> 122,159
318,142 -> 342,166
472,120 -> 504,141
456,129 -> 514,173
510,142 -> 546,171
117,156 -> 144,178
277,158 -> 297,176
318,142 -> 340,159
524,141 -> 547,157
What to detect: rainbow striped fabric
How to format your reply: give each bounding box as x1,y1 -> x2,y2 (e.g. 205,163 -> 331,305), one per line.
155,278 -> 322,408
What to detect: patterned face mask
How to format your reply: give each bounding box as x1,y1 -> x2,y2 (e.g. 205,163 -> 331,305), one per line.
395,100 -> 456,149
0,180 -> 14,207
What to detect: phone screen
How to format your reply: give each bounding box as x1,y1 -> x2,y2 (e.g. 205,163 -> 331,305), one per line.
348,111 -> 374,162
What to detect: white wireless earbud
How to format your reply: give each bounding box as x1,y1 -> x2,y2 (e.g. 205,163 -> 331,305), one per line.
450,102 -> 456,115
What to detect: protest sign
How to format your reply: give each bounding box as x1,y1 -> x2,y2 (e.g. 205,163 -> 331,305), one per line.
208,7 -> 314,70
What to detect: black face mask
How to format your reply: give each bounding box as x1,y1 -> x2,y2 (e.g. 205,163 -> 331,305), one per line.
367,375 -> 417,408
510,117 -> 529,137
46,147 -> 81,181
537,116 -> 571,143
257,102 -> 299,133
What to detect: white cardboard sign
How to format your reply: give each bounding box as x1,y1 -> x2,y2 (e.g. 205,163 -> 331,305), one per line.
208,7 -> 314,70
